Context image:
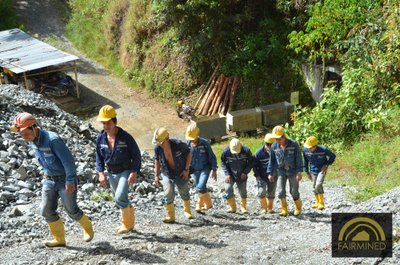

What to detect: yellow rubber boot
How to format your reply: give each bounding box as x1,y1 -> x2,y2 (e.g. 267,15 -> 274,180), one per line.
259,198 -> 267,214
317,194 -> 325,210
311,195 -> 319,209
117,206 -> 135,234
183,200 -> 193,219
78,213 -> 94,241
267,198 -> 274,213
279,198 -> 288,217
196,193 -> 204,213
240,198 -> 249,214
202,192 -> 213,210
45,218 -> 66,247
163,203 -> 176,223
294,198 -> 302,216
227,197 -> 237,213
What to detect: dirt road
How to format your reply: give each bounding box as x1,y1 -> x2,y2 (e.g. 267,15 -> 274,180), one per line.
12,0 -> 187,152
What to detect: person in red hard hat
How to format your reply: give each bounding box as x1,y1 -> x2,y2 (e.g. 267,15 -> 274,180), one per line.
10,112 -> 94,247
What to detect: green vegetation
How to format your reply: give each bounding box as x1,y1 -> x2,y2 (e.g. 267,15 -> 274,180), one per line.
90,191 -> 113,202
327,133 -> 400,202
66,0 -> 309,105
0,0 -> 18,30
65,1 -> 400,201
286,0 -> 400,148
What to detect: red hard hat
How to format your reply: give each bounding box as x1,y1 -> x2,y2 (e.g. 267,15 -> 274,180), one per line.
12,112 -> 37,132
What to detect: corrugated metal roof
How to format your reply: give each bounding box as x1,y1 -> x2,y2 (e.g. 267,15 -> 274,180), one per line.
0,28 -> 79,74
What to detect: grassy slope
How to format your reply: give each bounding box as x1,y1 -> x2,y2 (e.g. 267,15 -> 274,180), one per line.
211,133 -> 400,203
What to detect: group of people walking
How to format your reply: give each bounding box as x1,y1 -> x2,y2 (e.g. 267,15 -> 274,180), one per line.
10,105 -> 335,247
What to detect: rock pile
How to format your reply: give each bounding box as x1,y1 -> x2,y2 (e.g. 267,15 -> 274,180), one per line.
0,85 -> 163,246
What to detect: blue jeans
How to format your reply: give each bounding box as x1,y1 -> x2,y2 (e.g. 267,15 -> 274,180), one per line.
191,169 -> 210,193
40,179 -> 83,223
311,172 -> 325,194
223,180 -> 247,200
257,178 -> 277,199
161,173 -> 190,205
108,170 -> 131,209
277,174 -> 300,200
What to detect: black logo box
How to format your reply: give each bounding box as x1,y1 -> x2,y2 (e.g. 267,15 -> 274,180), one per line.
332,213 -> 392,258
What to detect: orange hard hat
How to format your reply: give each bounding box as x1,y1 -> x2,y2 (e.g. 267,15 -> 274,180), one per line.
10,112 -> 37,132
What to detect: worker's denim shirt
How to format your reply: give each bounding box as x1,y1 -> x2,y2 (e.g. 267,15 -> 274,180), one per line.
187,137 -> 217,172
303,145 -> 336,175
29,129 -> 77,185
267,138 -> 303,177
253,145 -> 272,181
221,146 -> 253,181
95,127 -> 141,173
154,139 -> 190,179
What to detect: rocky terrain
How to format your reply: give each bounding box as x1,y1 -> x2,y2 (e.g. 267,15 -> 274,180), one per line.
0,84 -> 399,264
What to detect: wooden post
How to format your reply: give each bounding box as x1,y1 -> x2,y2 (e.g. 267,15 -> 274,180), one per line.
23,72 -> 28,90
194,65 -> 220,110
227,77 -> 240,112
220,77 -> 233,114
201,74 -> 222,115
74,61 -> 80,99
210,75 -> 230,115
208,75 -> 225,115
197,76 -> 217,115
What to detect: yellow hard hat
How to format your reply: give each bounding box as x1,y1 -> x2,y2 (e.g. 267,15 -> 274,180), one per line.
304,136 -> 318,148
264,133 -> 276,144
97,105 -> 117,122
186,123 -> 199,140
153,127 -> 169,145
176,100 -> 183,108
271,125 -> 285,138
230,138 -> 242,154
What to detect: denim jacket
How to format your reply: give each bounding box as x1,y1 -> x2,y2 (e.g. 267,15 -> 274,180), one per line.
29,129 -> 77,185
221,146 -> 253,181
95,127 -> 141,173
267,138 -> 303,177
186,137 -> 217,172
154,139 -> 190,179
303,145 -> 336,175
253,145 -> 272,181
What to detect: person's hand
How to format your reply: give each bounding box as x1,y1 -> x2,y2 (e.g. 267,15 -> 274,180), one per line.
181,169 -> 189,180
66,183 -> 76,193
211,170 -> 217,181
321,165 -> 328,174
268,175 -> 275,182
224,175 -> 232,184
240,173 -> 247,180
154,176 -> 161,187
128,172 -> 138,185
296,173 -> 302,181
99,173 -> 108,188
